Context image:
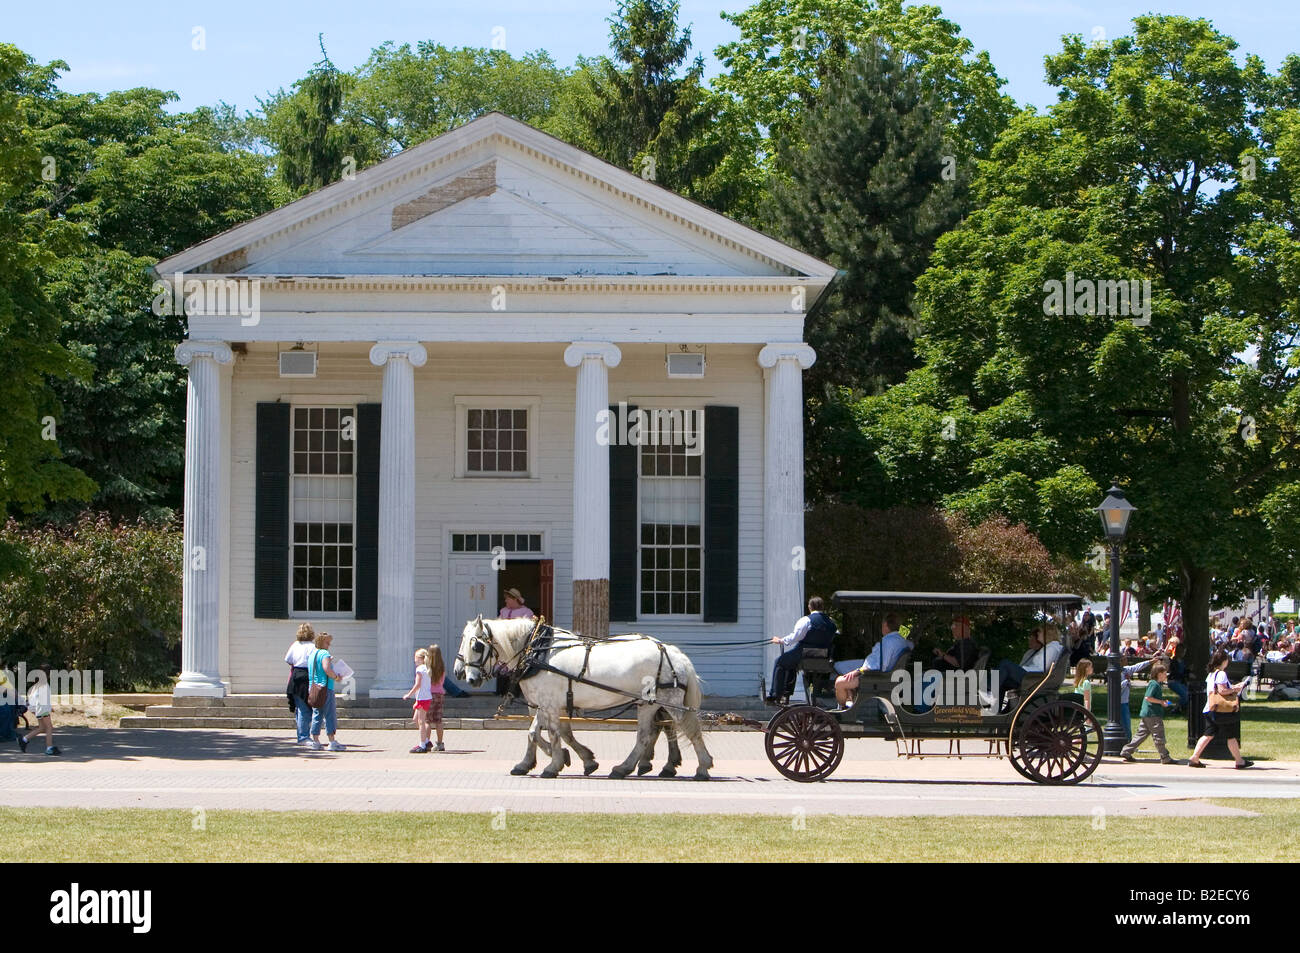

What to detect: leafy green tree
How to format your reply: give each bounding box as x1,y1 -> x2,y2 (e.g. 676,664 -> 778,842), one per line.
771,42 -> 967,502
854,17 -> 1300,678
714,0 -> 1012,222
575,0 -> 725,201
5,52 -> 275,519
0,45 -> 95,554
347,41 -> 574,155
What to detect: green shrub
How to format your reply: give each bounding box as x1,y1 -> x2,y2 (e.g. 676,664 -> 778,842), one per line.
0,514 -> 181,690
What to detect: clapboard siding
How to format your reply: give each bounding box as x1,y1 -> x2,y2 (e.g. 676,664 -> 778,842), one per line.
224,341 -> 767,696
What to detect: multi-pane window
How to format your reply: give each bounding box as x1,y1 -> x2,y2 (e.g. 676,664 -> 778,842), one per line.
639,412 -> 703,616
291,406 -> 354,614
451,533 -> 543,553
466,408 -> 528,474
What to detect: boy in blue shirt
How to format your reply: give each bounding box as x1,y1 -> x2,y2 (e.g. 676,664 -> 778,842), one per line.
1120,662 -> 1175,763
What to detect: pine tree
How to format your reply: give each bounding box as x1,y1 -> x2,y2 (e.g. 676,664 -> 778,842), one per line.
576,0 -> 724,200
272,37 -> 372,195
774,40 -> 967,399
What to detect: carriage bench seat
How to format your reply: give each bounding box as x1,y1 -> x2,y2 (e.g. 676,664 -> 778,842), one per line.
798,647 -> 834,675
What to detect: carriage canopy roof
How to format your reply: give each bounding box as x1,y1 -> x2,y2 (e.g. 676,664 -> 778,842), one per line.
832,591 -> 1083,611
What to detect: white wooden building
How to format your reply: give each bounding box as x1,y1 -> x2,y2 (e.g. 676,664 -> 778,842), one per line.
157,113 -> 836,698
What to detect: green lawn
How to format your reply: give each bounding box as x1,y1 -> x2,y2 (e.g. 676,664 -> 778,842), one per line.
4,800 -> 1296,862
1077,686 -> 1299,762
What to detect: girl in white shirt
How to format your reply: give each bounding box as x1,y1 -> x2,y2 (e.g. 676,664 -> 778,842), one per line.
403,649 -> 435,753
19,664 -> 59,755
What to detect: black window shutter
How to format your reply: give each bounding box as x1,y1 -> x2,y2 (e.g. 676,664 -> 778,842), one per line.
703,405 -> 739,622
609,403 -> 639,622
254,402 -> 291,618
354,403 -> 382,620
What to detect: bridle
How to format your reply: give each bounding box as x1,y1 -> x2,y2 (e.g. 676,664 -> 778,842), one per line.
455,618 -> 500,683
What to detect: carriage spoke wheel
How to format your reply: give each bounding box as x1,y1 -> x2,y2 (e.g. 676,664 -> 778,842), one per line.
765,705 -> 844,782
1009,699 -> 1103,785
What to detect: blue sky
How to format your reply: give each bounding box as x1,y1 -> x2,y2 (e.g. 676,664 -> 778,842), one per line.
6,0 -> 1298,114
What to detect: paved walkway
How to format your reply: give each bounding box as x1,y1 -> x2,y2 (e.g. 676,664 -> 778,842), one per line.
1,727 -> 1294,817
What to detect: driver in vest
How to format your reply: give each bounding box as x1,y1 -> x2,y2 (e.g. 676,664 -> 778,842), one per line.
767,597 -> 838,705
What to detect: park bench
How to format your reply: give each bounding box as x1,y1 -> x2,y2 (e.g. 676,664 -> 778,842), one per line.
1259,661 -> 1299,686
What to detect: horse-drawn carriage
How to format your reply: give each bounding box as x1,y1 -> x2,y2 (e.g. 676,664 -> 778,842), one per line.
453,589 -> 1101,786
764,591 -> 1104,785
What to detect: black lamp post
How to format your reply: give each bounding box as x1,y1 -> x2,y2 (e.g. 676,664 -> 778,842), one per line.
1097,482 -> 1136,756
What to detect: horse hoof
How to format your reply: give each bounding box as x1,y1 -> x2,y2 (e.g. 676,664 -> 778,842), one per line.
510,766 -> 529,776
636,763 -> 652,776
659,766 -> 677,778
694,769 -> 710,781
584,761 -> 599,776
540,768 -> 559,779
609,767 -> 630,780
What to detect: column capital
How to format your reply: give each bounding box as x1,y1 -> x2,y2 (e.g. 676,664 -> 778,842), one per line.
564,341 -> 622,369
369,342 -> 428,368
758,342 -> 816,370
175,341 -> 234,367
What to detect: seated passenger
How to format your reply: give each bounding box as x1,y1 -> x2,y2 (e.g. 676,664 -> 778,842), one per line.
833,614 -> 912,707
996,625 -> 1064,694
932,615 -> 977,672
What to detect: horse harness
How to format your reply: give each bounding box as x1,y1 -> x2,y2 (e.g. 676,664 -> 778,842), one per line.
482,619 -> 687,719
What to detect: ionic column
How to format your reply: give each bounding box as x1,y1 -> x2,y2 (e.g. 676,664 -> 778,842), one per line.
174,341 -> 234,698
368,342 -> 427,697
759,343 -> 816,695
564,342 -> 622,638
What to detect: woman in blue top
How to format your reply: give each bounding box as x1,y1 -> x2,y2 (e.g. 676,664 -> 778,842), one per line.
308,633 -> 346,751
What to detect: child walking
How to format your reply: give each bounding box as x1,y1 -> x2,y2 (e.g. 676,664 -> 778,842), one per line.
425,645 -> 446,751
18,664 -> 59,756
403,648 -> 434,753
1120,661 -> 1175,764
402,646 -> 447,753
1072,659 -> 1093,711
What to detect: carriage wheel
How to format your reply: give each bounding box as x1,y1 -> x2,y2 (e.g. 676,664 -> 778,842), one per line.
1009,699 -> 1103,784
765,705 -> 844,782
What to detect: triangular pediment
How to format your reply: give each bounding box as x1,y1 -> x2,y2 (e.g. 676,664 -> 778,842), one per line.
342,172 -> 645,267
157,113 -> 837,281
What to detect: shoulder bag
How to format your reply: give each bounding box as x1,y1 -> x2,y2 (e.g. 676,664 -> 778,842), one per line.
307,651 -> 329,709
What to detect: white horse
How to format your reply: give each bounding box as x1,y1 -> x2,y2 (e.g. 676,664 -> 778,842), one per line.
453,616 -> 713,780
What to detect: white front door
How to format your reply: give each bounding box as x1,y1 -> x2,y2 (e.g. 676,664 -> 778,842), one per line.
447,558 -> 497,680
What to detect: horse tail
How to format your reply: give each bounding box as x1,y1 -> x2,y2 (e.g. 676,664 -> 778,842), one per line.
685,667 -> 702,712
675,650 -> 703,712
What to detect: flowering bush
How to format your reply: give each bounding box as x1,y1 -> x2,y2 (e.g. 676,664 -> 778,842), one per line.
0,514 -> 181,689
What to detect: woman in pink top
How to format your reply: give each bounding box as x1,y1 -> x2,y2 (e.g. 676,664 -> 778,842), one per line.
499,588 -> 536,620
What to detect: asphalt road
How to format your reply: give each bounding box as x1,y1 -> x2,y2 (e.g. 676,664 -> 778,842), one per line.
0,726 -> 1294,817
